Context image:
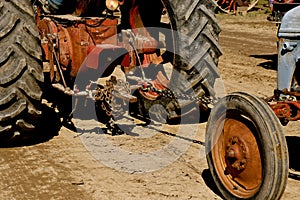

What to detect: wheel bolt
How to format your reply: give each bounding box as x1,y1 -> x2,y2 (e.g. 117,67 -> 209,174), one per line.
227,149 -> 235,158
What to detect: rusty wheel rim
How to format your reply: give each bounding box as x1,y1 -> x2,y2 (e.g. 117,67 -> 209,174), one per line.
211,110 -> 262,198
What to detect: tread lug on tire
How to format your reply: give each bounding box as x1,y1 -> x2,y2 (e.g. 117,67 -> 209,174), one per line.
0,0 -> 43,142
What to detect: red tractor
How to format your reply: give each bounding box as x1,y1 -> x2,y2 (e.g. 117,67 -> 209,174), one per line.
0,0 -> 221,138
0,0 -> 295,199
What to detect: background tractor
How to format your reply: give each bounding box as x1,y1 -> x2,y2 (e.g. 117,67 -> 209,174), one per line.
205,5 -> 300,200
213,0 -> 259,14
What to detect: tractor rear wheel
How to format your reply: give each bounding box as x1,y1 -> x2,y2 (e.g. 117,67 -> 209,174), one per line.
205,92 -> 288,199
0,0 -> 43,142
127,0 -> 222,123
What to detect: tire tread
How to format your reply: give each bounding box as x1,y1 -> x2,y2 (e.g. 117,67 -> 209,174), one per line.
0,0 -> 43,139
167,0 -> 222,99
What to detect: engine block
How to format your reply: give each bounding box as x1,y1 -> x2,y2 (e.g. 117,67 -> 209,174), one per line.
38,15 -> 118,78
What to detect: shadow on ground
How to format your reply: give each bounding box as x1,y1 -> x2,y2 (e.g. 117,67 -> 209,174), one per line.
286,136 -> 300,180
0,104 -> 62,148
201,169 -> 223,199
250,54 -> 278,70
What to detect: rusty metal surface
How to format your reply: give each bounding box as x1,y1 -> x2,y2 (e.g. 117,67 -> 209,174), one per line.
138,71 -> 169,101
79,44 -> 126,76
270,101 -> 300,122
211,113 -> 262,198
38,16 -> 118,78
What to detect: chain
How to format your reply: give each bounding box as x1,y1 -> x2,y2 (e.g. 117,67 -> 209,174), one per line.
94,77 -> 132,119
94,77 -> 128,135
95,78 -> 115,117
140,83 -> 213,106
116,79 -> 131,94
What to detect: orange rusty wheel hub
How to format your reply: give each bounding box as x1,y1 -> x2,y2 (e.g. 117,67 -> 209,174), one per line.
211,112 -> 262,198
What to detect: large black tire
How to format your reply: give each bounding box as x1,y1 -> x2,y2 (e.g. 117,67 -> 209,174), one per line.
129,89 -> 181,124
0,0 -> 43,141
164,0 -> 222,100
205,92 -> 288,199
127,0 -> 222,123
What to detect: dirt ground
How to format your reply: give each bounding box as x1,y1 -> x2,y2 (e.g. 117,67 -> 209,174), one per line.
1,11 -> 300,200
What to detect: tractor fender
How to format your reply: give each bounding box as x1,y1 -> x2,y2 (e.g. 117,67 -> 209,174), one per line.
277,38 -> 300,91
79,44 -> 128,77
277,6 -> 300,91
278,5 -> 300,38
